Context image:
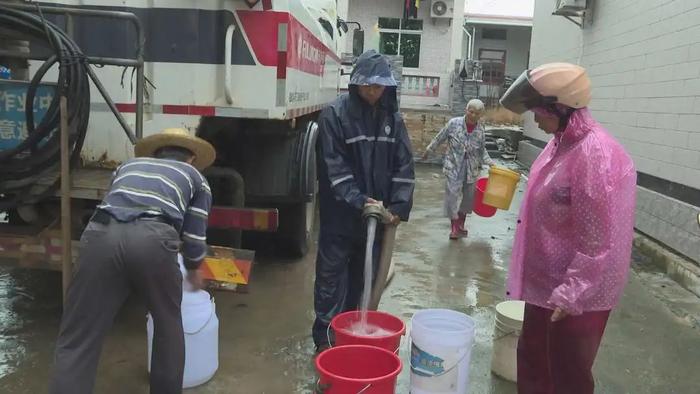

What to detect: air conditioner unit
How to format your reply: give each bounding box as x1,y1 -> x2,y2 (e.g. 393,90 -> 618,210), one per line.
430,0 -> 454,19
555,0 -> 588,13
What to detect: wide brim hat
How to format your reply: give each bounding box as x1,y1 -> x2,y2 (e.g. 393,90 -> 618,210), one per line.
134,128 -> 215,170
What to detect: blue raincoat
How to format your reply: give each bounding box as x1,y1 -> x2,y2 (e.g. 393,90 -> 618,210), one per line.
312,50 -> 415,346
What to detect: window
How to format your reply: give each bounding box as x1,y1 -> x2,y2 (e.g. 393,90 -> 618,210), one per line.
378,17 -> 422,68
479,49 -> 506,85
482,28 -> 507,40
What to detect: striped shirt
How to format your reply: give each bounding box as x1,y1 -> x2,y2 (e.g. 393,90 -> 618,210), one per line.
98,157 -> 212,269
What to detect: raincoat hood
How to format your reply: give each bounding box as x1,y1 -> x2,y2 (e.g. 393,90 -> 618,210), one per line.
348,50 -> 399,115
349,50 -> 398,87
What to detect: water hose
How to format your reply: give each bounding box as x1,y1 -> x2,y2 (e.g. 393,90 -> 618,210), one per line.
362,203 -> 398,311
0,4 -> 91,210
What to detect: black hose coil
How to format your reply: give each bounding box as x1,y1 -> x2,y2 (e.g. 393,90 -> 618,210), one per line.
0,4 -> 90,210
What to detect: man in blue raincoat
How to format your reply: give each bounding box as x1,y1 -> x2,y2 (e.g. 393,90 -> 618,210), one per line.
312,50 -> 415,352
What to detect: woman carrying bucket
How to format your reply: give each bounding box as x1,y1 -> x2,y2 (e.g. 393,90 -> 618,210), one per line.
500,63 -> 637,394
423,99 -> 495,239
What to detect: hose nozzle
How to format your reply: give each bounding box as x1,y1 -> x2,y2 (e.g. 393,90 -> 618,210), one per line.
362,202 -> 393,224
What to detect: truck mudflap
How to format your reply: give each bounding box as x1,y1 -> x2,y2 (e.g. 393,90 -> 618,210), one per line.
209,206 -> 279,232
0,227 -> 256,292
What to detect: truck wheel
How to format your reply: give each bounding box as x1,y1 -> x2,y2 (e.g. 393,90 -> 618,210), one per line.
277,192 -> 317,258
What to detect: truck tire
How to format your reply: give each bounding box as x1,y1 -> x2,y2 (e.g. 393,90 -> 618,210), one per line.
277,189 -> 317,258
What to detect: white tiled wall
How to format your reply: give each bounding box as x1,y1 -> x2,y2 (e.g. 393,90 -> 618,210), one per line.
527,0 -> 700,263
345,0 -> 454,106
529,0 -> 700,190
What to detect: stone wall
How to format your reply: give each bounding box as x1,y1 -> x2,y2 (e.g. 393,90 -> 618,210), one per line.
401,108 -> 453,156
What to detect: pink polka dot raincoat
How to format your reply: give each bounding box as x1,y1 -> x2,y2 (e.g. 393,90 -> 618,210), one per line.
507,108 -> 637,315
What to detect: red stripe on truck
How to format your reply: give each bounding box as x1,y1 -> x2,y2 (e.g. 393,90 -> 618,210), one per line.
277,51 -> 287,79
115,103 -> 136,113
237,10 -> 340,77
162,105 -> 216,116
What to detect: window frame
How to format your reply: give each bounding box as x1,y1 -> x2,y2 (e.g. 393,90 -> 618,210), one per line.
478,48 -> 507,85
481,27 -> 508,40
378,17 -> 423,69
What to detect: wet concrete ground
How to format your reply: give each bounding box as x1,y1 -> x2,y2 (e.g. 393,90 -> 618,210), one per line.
1,164 -> 700,393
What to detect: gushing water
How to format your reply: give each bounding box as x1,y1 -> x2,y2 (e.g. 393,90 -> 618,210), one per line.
358,217 -> 378,331
347,321 -> 392,337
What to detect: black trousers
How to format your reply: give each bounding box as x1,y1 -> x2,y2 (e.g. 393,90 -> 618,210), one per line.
312,231 -> 382,347
49,219 -> 184,394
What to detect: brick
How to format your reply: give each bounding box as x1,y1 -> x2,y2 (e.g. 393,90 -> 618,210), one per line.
589,99 -> 617,112
688,132 -> 700,150
646,45 -> 690,68
651,97 -> 695,114
613,111 -> 638,127
673,61 -> 700,80
659,130 -> 692,147
636,112 -> 656,127
654,113 -> 680,129
679,0 -> 700,15
655,144 -> 677,163
617,98 -> 650,112
631,155 -> 661,174
678,114 -> 700,131
656,162 -> 690,184
672,147 -> 700,169
682,167 -> 700,189
646,65 -> 676,83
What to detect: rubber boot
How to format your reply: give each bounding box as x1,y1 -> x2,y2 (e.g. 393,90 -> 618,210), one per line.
458,212 -> 469,237
449,219 -> 460,240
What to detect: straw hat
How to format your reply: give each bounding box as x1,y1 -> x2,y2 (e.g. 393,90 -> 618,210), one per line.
134,128 -> 216,170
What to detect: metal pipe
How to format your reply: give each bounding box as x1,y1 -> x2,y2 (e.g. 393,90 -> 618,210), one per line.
4,2 -> 145,62
224,24 -> 236,105
462,25 -> 472,61
471,26 -> 476,60
0,50 -> 141,66
3,2 -> 146,140
3,2 -> 143,40
84,63 -> 138,144
59,95 -> 72,302
135,65 -> 144,139
134,6 -> 145,140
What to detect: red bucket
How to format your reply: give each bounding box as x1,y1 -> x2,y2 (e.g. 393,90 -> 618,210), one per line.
331,311 -> 406,353
473,177 -> 497,217
316,345 -> 402,394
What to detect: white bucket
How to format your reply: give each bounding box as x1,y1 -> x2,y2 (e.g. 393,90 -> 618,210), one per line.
147,256 -> 219,388
410,309 -> 475,394
491,300 -> 525,382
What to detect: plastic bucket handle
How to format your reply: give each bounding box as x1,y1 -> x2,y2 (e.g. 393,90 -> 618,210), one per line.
493,329 -> 519,342
183,297 -> 216,335
315,379 -> 371,394
327,323 -> 402,354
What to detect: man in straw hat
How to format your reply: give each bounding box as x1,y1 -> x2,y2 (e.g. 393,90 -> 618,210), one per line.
49,128 -> 215,394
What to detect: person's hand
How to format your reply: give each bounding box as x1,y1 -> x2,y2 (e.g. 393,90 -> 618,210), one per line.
389,214 -> 401,226
365,197 -> 380,207
186,269 -> 205,290
551,307 -> 568,322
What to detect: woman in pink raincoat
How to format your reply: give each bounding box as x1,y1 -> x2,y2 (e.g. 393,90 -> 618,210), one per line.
500,63 -> 637,394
